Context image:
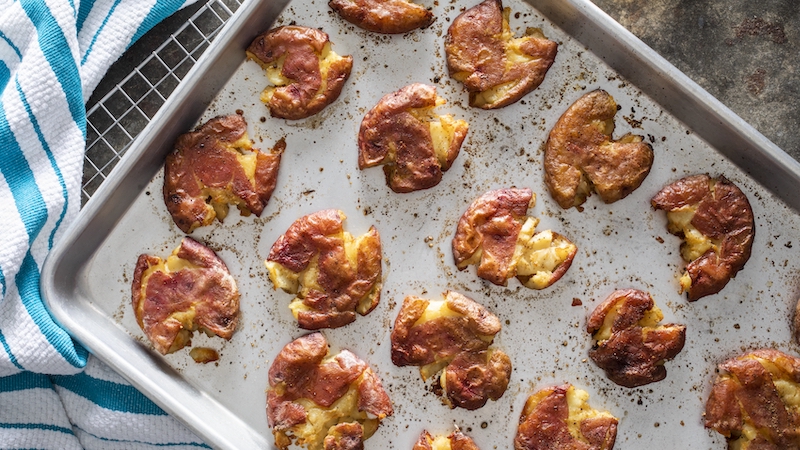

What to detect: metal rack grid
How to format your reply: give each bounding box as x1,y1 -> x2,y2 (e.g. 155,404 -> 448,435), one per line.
81,0 -> 243,205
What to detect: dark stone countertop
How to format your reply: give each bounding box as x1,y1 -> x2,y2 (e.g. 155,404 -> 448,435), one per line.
89,0 -> 798,160
590,0 -> 798,160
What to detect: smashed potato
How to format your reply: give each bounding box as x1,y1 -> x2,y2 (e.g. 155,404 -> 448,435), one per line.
163,114 -> 284,234
445,0 -> 557,109
131,237 -> 239,355
544,89 -> 653,210
329,0 -> 433,34
587,289 -> 686,388
267,333 -> 393,450
265,209 -> 382,329
414,429 -> 480,450
705,349 -> 800,449
794,297 -> 800,346
358,83 -> 468,193
514,384 -> 618,450
651,174 -> 754,301
452,187 -> 576,289
390,291 -> 511,410
247,26 -> 353,120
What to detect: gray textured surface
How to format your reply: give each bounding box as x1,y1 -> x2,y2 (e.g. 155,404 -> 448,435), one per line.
590,0 -> 799,159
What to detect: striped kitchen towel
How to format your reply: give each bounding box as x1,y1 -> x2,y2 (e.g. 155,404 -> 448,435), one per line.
1,0 -> 209,447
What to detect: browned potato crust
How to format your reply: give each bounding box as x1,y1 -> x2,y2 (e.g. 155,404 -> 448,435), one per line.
265,209 -> 382,329
443,348 -> 511,410
163,114 -> 284,234
246,26 -> 353,120
794,297 -> 800,346
323,423 -> 364,450
189,347 -> 220,364
390,291 -> 511,410
452,187 -> 577,289
329,0 -> 433,34
358,83 -> 468,193
414,429 -> 480,450
651,174 -> 755,301
267,333 -> 393,450
445,0 -> 557,109
586,289 -> 686,388
705,349 -> 800,449
514,384 -> 618,450
544,89 -> 654,209
131,237 -> 239,355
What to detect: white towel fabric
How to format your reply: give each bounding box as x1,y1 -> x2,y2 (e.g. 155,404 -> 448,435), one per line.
0,0 -> 208,447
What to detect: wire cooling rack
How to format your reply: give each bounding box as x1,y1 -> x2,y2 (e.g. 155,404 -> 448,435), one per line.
81,0 -> 243,205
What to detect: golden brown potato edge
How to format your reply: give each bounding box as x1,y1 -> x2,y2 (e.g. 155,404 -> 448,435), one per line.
704,349 -> 800,449
651,174 -> 755,301
544,89 -> 653,210
586,289 -> 686,388
247,25 -> 353,120
445,0 -> 558,109
131,237 -> 239,355
514,384 -> 618,450
329,0 -> 433,34
163,114 -> 284,234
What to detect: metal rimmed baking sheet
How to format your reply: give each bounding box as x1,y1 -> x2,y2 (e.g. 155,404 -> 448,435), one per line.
42,0 -> 800,448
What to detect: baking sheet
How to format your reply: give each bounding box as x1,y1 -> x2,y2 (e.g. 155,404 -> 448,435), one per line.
44,0 -> 800,448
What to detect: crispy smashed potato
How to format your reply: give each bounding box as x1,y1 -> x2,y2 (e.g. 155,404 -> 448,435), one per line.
329,0 -> 433,34
413,429 -> 480,450
544,89 -> 654,210
651,174 -> 755,301
265,209 -> 382,329
267,333 -> 393,450
452,187 -> 576,289
163,114 -> 284,234
358,83 -> 468,193
247,26 -> 353,120
705,349 -> 800,449
390,291 -> 511,410
794,297 -> 800,346
587,289 -> 686,388
515,384 -> 618,450
445,0 -> 557,109
131,237 -> 239,355
189,347 -> 219,364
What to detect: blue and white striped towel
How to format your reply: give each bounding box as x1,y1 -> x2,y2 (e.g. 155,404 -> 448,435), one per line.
1,0 -> 209,448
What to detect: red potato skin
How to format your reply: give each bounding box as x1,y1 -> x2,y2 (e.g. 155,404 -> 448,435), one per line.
452,187 -> 531,285
453,187 -> 576,289
267,333 -> 393,432
794,297 -> 800,346
651,174 -> 755,301
413,430 -> 480,450
267,209 -> 382,329
514,384 -> 618,450
705,349 -> 800,449
163,114 -> 284,233
247,26 -> 353,120
444,349 -> 512,410
390,293 -> 501,367
131,237 -> 239,355
324,422 -> 364,450
390,292 -> 510,410
445,0 -> 558,109
358,83 -> 467,193
587,289 -> 686,388
544,89 -> 653,209
329,0 -> 433,34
